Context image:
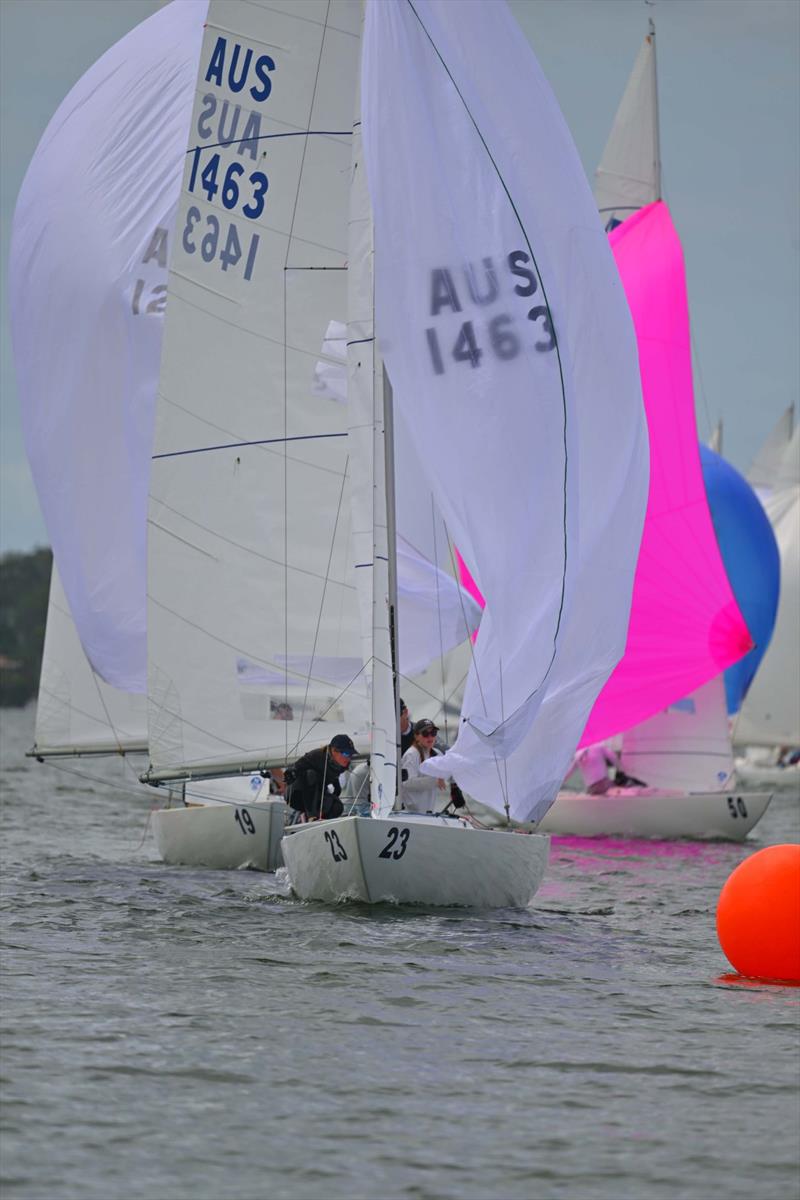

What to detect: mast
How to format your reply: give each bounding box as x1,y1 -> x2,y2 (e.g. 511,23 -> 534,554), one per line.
383,366 -> 401,801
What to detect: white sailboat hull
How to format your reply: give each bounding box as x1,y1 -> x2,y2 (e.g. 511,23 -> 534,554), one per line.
734,757 -> 800,790
537,788 -> 772,841
281,815 -> 550,908
152,799 -> 286,872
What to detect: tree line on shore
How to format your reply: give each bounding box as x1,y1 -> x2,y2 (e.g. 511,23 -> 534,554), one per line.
0,548 -> 52,707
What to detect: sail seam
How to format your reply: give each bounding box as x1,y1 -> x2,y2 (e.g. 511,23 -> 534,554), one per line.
152,432 -> 347,460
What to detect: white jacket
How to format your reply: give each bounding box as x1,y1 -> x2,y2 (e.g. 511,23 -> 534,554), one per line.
400,745 -> 444,813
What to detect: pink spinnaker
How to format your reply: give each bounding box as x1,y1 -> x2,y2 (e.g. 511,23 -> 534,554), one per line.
459,201 -> 752,745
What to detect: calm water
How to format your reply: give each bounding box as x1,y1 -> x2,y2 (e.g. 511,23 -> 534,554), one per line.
1,705 -> 798,1200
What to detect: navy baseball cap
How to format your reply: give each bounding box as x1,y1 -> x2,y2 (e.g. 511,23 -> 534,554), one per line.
330,734 -> 356,758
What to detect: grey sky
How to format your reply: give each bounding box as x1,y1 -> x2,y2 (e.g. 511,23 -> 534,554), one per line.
1,0 -> 798,552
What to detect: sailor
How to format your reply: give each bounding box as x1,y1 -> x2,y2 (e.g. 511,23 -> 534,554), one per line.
286,734 -> 356,821
399,698 -> 414,755
577,743 -> 615,795
399,719 -> 448,813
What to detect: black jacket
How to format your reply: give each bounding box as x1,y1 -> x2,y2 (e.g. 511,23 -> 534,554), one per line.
286,746 -> 345,820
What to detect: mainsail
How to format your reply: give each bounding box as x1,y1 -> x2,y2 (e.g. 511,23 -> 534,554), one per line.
594,24 -> 661,229
735,416 -> 800,747
146,0 -> 369,781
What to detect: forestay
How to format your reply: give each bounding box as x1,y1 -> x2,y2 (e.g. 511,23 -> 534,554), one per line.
362,0 -> 649,822
33,567 -> 147,757
10,0 -> 206,692
147,0 -> 369,779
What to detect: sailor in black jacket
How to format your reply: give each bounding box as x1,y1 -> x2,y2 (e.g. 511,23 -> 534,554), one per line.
286,734 -> 356,821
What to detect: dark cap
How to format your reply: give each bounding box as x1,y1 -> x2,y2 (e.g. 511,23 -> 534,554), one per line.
413,719 -> 439,737
329,733 -> 356,758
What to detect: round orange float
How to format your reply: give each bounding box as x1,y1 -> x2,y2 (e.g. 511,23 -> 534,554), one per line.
716,844 -> 800,982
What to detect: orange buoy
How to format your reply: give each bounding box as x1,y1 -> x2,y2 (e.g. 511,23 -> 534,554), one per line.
716,844 -> 800,982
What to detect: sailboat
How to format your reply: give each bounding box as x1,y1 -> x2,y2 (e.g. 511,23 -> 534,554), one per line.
734,407 -> 800,785
534,25 -> 773,841
140,0 -> 649,907
11,0 -> 287,871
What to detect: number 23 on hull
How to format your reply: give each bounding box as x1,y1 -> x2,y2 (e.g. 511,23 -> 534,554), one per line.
281,815 -> 550,909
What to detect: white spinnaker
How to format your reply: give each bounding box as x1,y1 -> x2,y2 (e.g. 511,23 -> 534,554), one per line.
619,676 -> 735,792
10,0 -> 206,692
594,28 -> 660,228
147,0 -> 368,777
362,0 -> 648,822
735,421 -> 800,747
34,566 -> 147,756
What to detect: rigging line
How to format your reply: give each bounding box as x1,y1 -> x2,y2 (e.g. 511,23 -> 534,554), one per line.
443,532 -> 509,806
404,0 -> 570,738
151,496 -> 357,590
296,453 -> 352,745
186,128 -> 352,156
429,493 -> 449,746
152,431 -> 346,461
147,595 -> 356,691
282,0 -> 334,763
35,757 -> 158,803
444,534 -> 488,716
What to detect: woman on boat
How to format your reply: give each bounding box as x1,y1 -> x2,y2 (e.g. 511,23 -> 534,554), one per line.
399,719 -> 449,813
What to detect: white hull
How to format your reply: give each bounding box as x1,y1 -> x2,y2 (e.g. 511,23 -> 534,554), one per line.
281,814 -> 550,908
734,758 -> 800,790
537,787 -> 772,841
152,799 -> 286,872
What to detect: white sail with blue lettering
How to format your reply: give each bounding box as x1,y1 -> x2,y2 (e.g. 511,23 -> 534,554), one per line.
361,0 -> 649,823
146,0 -> 371,779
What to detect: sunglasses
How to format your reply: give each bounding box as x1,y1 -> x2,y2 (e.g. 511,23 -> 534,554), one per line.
420,731 -> 437,738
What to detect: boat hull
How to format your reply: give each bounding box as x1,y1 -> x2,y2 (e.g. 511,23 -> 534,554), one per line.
734,758 -> 800,789
536,788 -> 773,841
281,815 -> 550,907
152,799 -> 286,871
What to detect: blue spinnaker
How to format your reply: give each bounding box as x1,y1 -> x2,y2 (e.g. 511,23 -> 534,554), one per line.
700,445 -> 780,714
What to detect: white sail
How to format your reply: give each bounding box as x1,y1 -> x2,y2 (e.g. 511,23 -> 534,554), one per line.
147,0 -> 369,779
736,421 -> 800,747
619,675 -> 734,792
361,0 -> 649,823
34,566 -> 147,757
748,405 -> 795,491
594,26 -> 660,228
10,0 -> 206,692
